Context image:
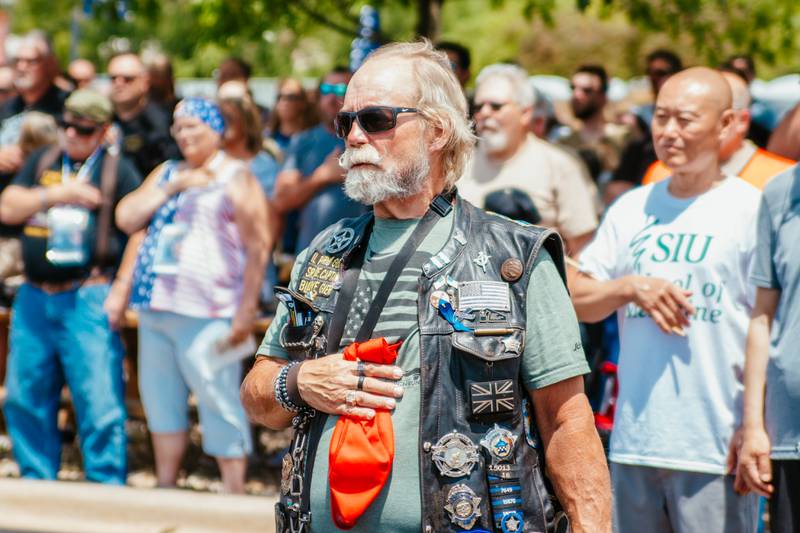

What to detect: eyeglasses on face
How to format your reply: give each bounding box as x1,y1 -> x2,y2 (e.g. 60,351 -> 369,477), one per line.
58,117 -> 100,136
13,56 -> 44,67
110,74 -> 138,84
277,92 -> 304,102
474,100 -> 509,112
319,82 -> 348,98
334,106 -> 418,139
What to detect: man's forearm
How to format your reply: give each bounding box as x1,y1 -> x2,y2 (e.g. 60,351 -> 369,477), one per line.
241,356 -> 294,429
742,288 -> 779,430
533,378 -> 611,533
272,169 -> 331,214
571,272 -> 633,323
0,186 -> 45,225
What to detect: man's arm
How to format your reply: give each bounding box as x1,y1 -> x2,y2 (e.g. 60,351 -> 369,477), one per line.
103,229 -> 144,330
531,376 -> 611,533
570,270 -> 694,333
270,149 -> 344,215
767,104 -> 800,160
735,287 -> 780,496
241,356 -> 294,429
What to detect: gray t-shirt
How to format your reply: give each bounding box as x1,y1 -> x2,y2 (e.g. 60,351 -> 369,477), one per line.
258,207 -> 588,531
751,165 -> 800,459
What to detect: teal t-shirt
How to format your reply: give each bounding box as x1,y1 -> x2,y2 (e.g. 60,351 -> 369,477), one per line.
258,206 -> 588,531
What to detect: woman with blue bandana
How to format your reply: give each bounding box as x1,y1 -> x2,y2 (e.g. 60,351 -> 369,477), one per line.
116,97 -> 273,493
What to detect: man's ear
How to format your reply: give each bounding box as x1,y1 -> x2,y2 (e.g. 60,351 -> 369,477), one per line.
520,105 -> 534,129
718,108 -> 735,143
427,120 -> 449,153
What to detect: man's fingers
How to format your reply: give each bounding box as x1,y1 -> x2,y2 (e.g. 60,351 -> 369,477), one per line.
648,309 -> 671,334
338,405 -> 375,420
757,453 -> 773,489
358,376 -> 404,399
670,286 -> 696,316
348,390 -> 397,410
744,462 -> 771,497
353,361 -> 404,380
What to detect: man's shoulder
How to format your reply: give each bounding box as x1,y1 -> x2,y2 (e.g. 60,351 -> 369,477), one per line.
760,165 -> 797,206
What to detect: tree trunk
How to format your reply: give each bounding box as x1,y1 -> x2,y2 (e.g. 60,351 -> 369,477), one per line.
416,0 -> 444,40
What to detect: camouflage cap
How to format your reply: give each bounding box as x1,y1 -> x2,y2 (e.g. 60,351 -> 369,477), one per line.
64,89 -> 112,124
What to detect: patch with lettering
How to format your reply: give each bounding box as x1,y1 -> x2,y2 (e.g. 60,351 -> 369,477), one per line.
298,251 -> 343,300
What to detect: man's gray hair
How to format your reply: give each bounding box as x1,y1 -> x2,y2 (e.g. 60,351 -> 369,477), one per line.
17,30 -> 55,57
476,64 -> 535,108
363,40 -> 476,189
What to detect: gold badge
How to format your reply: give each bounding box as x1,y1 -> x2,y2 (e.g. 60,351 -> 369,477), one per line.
500,258 -> 523,282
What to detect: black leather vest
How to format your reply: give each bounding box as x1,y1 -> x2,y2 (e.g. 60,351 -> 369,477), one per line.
276,197 -> 568,533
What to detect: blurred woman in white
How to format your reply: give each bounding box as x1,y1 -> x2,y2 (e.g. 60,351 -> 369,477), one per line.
116,98 -> 271,493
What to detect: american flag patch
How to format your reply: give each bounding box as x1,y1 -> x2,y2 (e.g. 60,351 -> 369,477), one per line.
457,281 -> 510,311
470,379 -> 516,416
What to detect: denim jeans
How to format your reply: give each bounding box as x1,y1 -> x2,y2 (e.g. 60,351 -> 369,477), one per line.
3,282 -> 127,484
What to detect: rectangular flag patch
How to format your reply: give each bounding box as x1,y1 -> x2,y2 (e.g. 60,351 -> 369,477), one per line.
469,379 -> 516,416
458,281 -> 510,311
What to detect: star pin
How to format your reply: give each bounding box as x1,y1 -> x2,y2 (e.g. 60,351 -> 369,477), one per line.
473,251 -> 491,273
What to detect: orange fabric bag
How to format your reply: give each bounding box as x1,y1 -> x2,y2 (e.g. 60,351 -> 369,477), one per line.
329,338 -> 401,529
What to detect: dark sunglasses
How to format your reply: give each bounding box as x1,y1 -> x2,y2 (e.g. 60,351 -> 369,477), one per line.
320,82 -> 348,98
110,74 -> 137,83
334,106 -> 418,138
474,100 -> 508,112
277,92 -> 304,102
58,118 -> 100,136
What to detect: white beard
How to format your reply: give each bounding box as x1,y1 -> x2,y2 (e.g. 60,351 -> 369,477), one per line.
341,142 -> 430,205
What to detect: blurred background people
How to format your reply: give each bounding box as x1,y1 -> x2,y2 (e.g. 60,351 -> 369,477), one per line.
66,59 -> 96,90
116,97 -> 271,494
0,89 -> 142,484
107,52 -> 179,177
264,77 -> 317,153
145,52 -> 178,115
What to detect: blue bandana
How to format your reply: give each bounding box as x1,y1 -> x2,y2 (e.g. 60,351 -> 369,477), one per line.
174,97 -> 225,134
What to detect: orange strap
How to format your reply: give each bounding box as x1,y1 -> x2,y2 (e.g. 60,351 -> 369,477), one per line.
329,338 -> 401,529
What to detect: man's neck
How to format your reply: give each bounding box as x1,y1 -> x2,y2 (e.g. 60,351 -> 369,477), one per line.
115,97 -> 148,121
20,84 -> 50,107
668,164 -> 725,198
578,113 -> 606,140
373,173 -> 447,220
718,137 -> 743,163
487,133 -> 527,164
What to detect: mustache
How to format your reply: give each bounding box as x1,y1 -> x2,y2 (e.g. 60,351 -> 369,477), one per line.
339,146 -> 383,170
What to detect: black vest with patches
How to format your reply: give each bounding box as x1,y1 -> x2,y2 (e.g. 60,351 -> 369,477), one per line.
275,196 -> 568,533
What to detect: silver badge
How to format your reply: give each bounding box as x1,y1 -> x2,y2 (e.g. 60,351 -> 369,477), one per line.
280,453 -> 293,495
500,510 -> 524,533
473,251 -> 492,273
326,228 -> 355,254
431,431 -> 480,477
480,424 -> 518,463
444,483 -> 482,530
501,337 -> 522,355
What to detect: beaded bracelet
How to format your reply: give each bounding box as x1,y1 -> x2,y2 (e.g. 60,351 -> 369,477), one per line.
274,361 -> 306,413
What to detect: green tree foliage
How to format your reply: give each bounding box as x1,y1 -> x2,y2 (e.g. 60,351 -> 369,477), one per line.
7,0 -> 800,78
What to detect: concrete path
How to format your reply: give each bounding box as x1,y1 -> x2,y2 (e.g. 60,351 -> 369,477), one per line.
0,478 -> 277,532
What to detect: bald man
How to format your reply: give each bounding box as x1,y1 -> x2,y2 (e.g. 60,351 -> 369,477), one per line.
571,67 -> 760,532
642,70 -> 794,189
67,59 -> 96,89
107,52 -> 178,176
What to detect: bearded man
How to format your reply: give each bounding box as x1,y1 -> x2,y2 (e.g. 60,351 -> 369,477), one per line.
459,63 -> 599,254
242,41 -> 610,533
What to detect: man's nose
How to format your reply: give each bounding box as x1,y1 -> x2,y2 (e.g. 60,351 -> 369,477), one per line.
346,119 -> 368,147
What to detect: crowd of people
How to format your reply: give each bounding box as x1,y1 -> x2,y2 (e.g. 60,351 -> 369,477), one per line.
0,27 -> 796,533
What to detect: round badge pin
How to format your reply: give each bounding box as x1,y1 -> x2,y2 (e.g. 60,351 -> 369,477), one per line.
480,424 -> 518,463
431,431 -> 480,477
430,290 -> 451,309
501,258 -> 524,282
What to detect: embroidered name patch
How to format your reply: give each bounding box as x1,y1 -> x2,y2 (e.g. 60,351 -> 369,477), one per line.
298,251 -> 343,299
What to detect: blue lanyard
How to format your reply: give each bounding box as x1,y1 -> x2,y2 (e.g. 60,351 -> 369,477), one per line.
60,147 -> 103,184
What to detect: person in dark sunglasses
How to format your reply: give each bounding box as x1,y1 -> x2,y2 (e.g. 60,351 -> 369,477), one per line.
271,67 -> 367,255
244,40 -> 610,533
0,88 -> 142,486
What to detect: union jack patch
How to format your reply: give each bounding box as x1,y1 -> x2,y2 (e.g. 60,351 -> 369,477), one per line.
469,379 -> 516,417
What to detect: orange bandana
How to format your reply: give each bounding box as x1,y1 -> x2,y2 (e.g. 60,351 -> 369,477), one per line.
329,338 -> 401,529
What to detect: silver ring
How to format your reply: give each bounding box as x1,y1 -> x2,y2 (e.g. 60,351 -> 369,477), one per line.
356,361 -> 366,376
357,375 -> 366,391
345,391 -> 358,407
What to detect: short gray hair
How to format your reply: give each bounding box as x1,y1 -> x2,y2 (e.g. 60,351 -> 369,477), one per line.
17,30 -> 55,58
363,40 -> 476,189
475,64 -> 535,108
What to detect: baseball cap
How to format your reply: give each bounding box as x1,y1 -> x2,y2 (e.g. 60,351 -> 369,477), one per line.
64,89 -> 112,124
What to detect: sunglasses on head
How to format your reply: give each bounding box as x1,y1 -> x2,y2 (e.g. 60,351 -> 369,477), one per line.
320,82 -> 348,98
334,106 -> 418,139
58,117 -> 100,136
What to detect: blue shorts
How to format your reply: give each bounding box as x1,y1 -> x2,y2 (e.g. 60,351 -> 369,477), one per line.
137,310 -> 252,458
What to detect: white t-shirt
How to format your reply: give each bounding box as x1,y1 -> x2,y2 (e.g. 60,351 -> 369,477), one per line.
580,177 -> 760,474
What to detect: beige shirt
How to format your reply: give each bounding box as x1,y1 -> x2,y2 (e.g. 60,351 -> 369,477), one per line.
460,134 -> 599,238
